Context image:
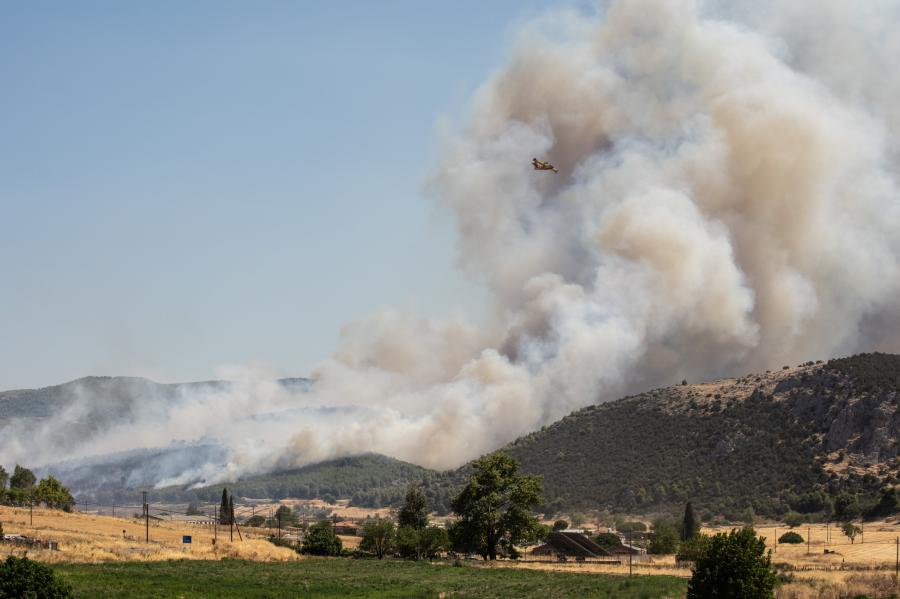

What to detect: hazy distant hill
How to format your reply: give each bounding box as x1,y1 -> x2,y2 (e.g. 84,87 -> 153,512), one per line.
65,452 -> 443,510
0,375 -> 311,423
179,453 -> 440,506
501,353 -> 900,519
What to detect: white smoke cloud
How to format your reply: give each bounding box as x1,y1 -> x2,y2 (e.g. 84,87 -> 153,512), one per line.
6,0 -> 900,485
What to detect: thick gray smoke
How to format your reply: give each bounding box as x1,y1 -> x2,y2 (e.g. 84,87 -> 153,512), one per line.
6,0 -> 900,484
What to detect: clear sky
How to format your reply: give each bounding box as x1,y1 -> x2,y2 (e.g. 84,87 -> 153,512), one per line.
0,1 -> 576,390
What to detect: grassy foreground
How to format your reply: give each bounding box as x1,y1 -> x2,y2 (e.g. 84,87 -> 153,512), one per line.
53,558 -> 688,598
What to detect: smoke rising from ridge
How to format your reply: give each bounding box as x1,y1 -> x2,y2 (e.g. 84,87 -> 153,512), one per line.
6,0 -> 900,486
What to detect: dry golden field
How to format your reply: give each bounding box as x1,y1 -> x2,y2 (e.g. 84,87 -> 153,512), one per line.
0,505 -> 298,563
705,521 -> 900,571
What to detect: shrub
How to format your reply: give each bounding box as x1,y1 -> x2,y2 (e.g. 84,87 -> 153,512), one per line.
594,532 -> 622,548
676,534 -> 711,563
359,519 -> 395,559
648,519 -> 679,555
688,528 -> 776,598
778,531 -> 804,544
783,511 -> 804,528
301,520 -> 342,556
552,520 -> 568,531
617,520 -> 647,533
0,555 -> 73,599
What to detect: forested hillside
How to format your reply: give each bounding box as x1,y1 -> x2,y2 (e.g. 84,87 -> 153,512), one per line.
501,353 -> 900,519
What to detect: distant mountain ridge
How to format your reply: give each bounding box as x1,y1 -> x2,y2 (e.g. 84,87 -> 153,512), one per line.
0,375 -> 312,422
9,354 -> 900,519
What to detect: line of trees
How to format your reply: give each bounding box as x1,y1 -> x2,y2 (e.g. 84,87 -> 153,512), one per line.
355,452 -> 544,561
0,465 -> 75,511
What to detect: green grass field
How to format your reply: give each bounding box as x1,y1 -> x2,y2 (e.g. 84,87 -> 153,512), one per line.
53,558 -> 688,598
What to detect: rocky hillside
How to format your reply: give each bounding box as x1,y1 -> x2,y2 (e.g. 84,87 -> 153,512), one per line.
498,353 -> 900,519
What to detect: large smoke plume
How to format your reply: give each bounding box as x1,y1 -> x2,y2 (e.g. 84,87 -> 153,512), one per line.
6,0 -> 900,485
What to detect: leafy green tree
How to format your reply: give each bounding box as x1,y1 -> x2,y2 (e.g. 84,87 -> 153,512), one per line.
9,465 -> 35,490
0,555 -> 74,599
450,452 -> 543,560
867,487 -> 900,518
682,502 -> 698,541
617,520 -> 647,533
398,525 -> 450,560
359,519 -> 395,559
841,522 -> 862,544
398,485 -> 429,531
778,531 -> 803,544
787,491 -> 831,514
33,476 -> 74,511
552,520 -> 569,531
648,518 -> 679,554
676,534 -> 710,562
301,520 -> 342,556
0,466 -> 7,489
594,532 -> 623,549
275,505 -> 296,527
396,525 -> 421,559
783,511 -> 804,528
741,507 -> 756,527
244,515 -> 266,527
419,526 -> 450,559
687,528 -> 776,599
833,493 -> 860,521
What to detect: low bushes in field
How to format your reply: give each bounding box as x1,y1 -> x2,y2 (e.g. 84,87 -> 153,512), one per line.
778,531 -> 804,544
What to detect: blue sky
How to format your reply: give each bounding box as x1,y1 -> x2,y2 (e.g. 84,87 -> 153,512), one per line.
0,1 -> 576,389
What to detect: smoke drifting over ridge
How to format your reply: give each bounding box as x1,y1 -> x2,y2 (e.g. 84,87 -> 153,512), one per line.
7,0 -> 900,486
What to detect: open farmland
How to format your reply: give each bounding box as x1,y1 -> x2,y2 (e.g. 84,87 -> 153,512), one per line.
0,505 -> 297,563
707,522 -> 900,571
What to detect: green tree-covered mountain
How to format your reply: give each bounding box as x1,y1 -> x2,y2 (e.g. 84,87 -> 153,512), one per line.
500,353 -> 900,519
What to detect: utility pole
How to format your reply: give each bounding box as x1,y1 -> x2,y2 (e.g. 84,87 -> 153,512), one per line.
895,537 -> 898,580
112,503 -> 115,518
143,491 -> 149,543
278,509 -> 282,539
213,507 -> 218,544
30,499 -> 33,526
774,526 -> 777,554
861,522 -> 865,544
628,528 -> 633,577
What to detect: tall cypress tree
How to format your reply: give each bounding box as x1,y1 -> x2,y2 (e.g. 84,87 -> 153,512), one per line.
682,501 -> 697,541
220,488 -> 229,525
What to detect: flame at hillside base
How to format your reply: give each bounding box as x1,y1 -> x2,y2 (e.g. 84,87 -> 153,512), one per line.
5,0 -> 900,487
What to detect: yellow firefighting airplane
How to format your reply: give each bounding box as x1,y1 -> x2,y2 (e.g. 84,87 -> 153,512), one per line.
532,158 -> 558,173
